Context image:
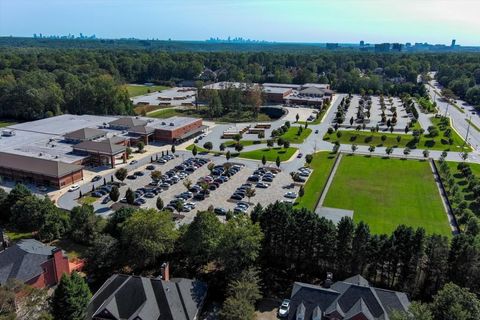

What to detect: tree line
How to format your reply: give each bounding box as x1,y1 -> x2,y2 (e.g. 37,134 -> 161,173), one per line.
5,47 -> 477,121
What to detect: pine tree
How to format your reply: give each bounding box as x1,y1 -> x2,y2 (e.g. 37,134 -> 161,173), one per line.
51,272 -> 91,320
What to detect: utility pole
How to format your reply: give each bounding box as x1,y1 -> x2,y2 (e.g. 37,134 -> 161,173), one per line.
465,115 -> 472,147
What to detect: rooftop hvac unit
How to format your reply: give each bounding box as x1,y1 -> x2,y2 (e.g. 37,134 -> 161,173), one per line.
169,123 -> 174,126
161,122 -> 166,125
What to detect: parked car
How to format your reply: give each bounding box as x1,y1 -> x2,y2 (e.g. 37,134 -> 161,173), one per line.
256,182 -> 269,188
134,171 -> 144,176
91,175 -> 102,182
129,160 -> 138,165
127,175 -> 137,180
146,165 -> 156,170
247,175 -> 260,182
315,129 -> 319,134
284,191 -> 297,199
102,196 -> 111,204
68,184 -> 80,192
214,207 -> 227,215
278,299 -> 291,318
230,194 -> 243,201
297,153 -> 303,158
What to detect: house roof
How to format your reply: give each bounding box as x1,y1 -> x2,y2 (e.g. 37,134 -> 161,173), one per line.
288,275 -> 410,320
0,152 -> 83,178
299,86 -> 326,96
86,274 -> 208,320
73,139 -> 126,155
128,125 -> 155,135
109,117 -> 148,128
0,239 -> 61,285
64,128 -> 106,141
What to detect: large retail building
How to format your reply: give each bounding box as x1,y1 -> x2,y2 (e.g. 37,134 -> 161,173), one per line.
0,114 -> 205,189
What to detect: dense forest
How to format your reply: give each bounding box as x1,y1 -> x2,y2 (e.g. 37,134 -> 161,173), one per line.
0,38 -> 479,121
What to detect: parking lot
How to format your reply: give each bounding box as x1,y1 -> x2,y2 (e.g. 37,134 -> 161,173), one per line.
86,154 -> 301,224
340,95 -> 414,132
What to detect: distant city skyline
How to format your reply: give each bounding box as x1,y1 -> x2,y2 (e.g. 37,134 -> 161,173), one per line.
1,0 -> 479,46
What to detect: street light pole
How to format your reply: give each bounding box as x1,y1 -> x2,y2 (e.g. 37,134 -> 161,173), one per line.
465,115 -> 472,147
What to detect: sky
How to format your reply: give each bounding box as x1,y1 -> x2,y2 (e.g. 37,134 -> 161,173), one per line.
1,0 -> 479,45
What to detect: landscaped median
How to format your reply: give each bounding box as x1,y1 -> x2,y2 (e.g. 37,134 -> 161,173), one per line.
279,126 -> 312,144
185,144 -> 298,162
323,116 -> 471,152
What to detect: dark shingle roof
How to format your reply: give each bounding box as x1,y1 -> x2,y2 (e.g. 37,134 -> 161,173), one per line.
86,274 -> 207,320
0,239 -> 58,285
288,275 -> 410,320
0,152 -> 83,178
73,139 -> 126,155
64,128 -> 106,141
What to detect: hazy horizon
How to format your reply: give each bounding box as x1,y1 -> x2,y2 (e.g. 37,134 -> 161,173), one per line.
1,0 -> 479,46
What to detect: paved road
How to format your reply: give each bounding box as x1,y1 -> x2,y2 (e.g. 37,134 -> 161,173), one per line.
426,73 -> 480,153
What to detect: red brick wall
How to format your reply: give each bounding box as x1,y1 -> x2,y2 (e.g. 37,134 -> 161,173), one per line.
153,119 -> 202,142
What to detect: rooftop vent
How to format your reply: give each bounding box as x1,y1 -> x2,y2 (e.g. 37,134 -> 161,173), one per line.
161,122 -> 166,125
169,122 -> 174,126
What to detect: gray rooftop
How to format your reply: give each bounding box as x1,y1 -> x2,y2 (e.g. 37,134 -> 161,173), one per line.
86,274 -> 207,320
0,151 -> 83,178
0,239 -> 62,285
288,275 -> 410,320
148,116 -> 200,131
7,114 -> 118,136
64,127 -> 107,141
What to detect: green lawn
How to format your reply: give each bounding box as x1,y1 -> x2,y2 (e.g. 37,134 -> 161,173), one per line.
295,152 -> 337,211
185,144 -> 297,161
79,196 -> 97,205
0,120 -> 17,128
324,117 -> 470,152
125,84 -> 169,97
323,155 -> 451,236
150,106 -> 273,123
5,230 -> 34,242
224,140 -> 267,148
280,126 -> 312,144
51,239 -> 89,259
238,147 -> 297,162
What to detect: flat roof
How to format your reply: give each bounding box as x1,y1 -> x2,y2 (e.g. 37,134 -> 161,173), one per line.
7,114 -> 118,136
148,116 -> 200,131
263,86 -> 292,94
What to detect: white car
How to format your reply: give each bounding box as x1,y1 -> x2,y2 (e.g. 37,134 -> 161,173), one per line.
68,184 -> 80,192
278,299 -> 291,318
284,191 -> 297,199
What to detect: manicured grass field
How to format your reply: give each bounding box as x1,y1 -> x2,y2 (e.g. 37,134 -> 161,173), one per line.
323,118 -> 470,152
280,126 -> 312,144
295,152 -> 337,211
125,84 -> 169,97
149,108 -> 182,118
238,147 -> 297,162
323,155 -> 451,236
